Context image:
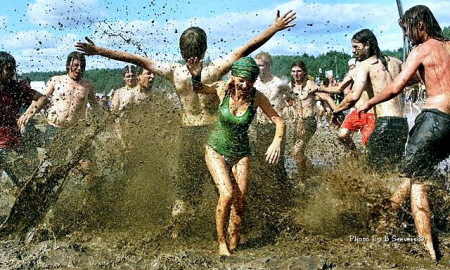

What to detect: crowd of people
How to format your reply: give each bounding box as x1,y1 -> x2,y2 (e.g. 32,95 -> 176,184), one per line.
0,5 -> 449,261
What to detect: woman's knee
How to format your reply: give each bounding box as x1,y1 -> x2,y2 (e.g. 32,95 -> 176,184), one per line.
218,189 -> 234,202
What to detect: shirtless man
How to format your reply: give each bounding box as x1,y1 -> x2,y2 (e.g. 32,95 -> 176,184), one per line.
111,65 -> 138,113
45,52 -> 102,130
75,10 -> 297,237
358,5 -> 450,260
332,29 -> 408,171
134,66 -> 155,102
290,60 -> 334,179
111,65 -> 154,111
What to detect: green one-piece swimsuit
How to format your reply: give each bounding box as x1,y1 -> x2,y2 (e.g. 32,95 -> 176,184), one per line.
208,88 -> 257,159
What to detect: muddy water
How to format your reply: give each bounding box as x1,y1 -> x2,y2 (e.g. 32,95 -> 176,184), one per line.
0,94 -> 449,269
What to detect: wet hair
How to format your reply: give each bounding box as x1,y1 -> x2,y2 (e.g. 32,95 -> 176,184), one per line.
179,27 -> 207,61
400,5 -> 448,42
352,29 -> 388,71
254,51 -> 273,67
0,51 -> 16,75
121,65 -> 137,76
136,65 -> 153,76
66,51 -> 86,73
290,60 -> 308,86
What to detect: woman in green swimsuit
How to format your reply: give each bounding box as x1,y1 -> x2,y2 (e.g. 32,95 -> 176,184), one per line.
187,56 -> 285,256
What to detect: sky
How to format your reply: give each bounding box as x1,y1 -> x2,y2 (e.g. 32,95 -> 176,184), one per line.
1,0 -> 450,74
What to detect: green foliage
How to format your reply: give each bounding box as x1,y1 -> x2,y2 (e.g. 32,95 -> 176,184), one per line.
382,48 -> 403,60
272,51 -> 354,83
24,68 -> 176,94
443,26 -> 450,39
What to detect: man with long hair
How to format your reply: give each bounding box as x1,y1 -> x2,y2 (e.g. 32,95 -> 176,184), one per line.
290,60 -> 334,179
0,52 -> 47,187
332,29 -> 408,171
358,5 -> 450,260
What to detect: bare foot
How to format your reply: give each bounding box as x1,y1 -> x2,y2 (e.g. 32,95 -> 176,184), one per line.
424,241 -> 437,261
218,242 -> 231,257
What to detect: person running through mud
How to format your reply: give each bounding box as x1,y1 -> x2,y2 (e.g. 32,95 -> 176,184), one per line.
330,29 -> 408,172
110,65 -> 141,149
289,60 -> 335,180
320,60 -> 374,154
0,52 -> 48,187
44,52 -> 103,138
110,65 -> 138,113
186,56 -> 285,257
75,9 -> 296,238
134,66 -> 155,103
358,5 -> 450,261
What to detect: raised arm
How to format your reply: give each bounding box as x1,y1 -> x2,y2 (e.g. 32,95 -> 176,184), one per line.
75,37 -> 176,81
203,10 -> 297,82
255,91 -> 285,164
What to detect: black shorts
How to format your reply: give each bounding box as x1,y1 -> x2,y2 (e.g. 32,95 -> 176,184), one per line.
366,117 -> 408,172
403,109 -> 450,179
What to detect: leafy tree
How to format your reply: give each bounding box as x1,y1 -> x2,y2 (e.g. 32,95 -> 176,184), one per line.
443,26 -> 450,39
24,68 -> 175,95
383,48 -> 403,60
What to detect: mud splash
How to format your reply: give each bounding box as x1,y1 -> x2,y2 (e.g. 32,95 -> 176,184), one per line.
0,94 -> 449,269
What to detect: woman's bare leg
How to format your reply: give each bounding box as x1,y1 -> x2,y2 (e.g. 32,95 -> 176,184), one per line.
205,146 -> 233,256
228,157 -> 250,251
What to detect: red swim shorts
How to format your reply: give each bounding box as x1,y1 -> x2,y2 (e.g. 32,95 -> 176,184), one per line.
341,110 -> 376,145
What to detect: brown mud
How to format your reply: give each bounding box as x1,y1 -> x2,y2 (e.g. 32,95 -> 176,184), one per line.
0,93 -> 449,269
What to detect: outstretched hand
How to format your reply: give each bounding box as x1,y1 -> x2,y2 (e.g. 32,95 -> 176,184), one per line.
186,57 -> 203,77
273,10 -> 297,31
75,37 -> 99,55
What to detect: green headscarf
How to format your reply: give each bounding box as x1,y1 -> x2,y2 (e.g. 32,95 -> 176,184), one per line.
231,57 -> 260,81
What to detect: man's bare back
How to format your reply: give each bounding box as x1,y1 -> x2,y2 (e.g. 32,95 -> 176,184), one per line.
412,39 -> 450,113
353,55 -> 403,117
